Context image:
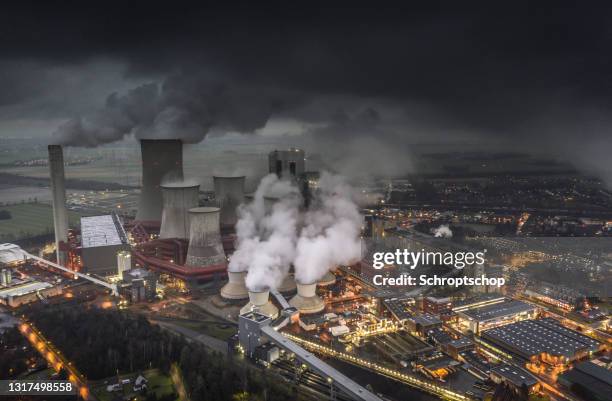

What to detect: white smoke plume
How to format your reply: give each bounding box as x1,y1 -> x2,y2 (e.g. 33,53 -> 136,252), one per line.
293,172 -> 363,284
433,224 -> 453,238
230,174 -> 302,291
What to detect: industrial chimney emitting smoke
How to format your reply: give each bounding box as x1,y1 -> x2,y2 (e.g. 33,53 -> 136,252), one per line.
213,176 -> 245,230
289,282 -> 325,314
240,289 -> 279,318
220,271 -> 249,300
185,207 -> 226,267
159,183 -> 200,240
48,145 -> 68,266
136,139 -> 184,222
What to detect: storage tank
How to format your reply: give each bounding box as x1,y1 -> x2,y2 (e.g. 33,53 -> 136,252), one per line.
213,176 -> 245,230
289,282 -> 325,314
240,290 -> 279,319
136,139 -> 183,222
48,145 -> 68,266
220,271 -> 249,300
159,182 -> 200,239
185,207 -> 226,267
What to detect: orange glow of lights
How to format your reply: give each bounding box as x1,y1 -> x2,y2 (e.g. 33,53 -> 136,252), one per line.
101,301 -> 113,309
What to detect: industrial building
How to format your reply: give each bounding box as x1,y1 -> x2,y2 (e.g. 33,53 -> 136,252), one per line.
268,148 -> 305,179
0,280 -> 63,307
481,318 -> 604,364
119,268 -> 157,303
0,243 -> 28,266
525,282 -> 583,311
456,298 -> 538,333
558,360 -> 612,401
489,364 -> 540,394
423,296 -> 453,317
80,214 -> 130,275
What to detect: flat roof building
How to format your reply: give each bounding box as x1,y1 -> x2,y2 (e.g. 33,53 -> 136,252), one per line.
482,318 -> 603,364
80,214 -> 129,275
457,298 -> 538,333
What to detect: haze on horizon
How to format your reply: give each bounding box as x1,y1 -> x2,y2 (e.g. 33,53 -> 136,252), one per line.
0,2 -> 611,183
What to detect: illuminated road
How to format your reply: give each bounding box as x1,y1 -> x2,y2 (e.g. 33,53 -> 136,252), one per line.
18,320 -> 91,400
282,333 -> 472,401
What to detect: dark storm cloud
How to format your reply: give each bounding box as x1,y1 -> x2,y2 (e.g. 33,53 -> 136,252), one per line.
1,2 -> 612,179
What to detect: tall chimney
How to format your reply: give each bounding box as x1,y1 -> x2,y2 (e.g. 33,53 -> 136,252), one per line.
185,207 -> 226,267
289,282 -> 325,314
48,145 -> 68,265
136,139 -> 183,222
213,176 -> 245,230
159,183 -> 200,239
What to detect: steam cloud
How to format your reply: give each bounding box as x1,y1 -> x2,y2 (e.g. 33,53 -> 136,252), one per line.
230,172 -> 363,291
433,224 -> 453,238
230,174 -> 302,292
293,173 -> 363,284
52,73 -> 301,147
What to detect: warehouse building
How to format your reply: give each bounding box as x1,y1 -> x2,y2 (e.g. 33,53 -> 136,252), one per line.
80,214 -> 129,275
481,318 -> 603,365
490,364 -> 540,394
457,298 -> 538,333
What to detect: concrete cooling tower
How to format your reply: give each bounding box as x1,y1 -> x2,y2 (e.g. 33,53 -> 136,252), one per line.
185,207 -> 226,267
289,282 -> 325,314
48,145 -> 68,266
159,183 -> 200,239
213,176 -> 245,229
240,290 -> 279,318
318,270 -> 336,287
136,139 -> 184,222
278,272 -> 297,294
220,271 -> 249,300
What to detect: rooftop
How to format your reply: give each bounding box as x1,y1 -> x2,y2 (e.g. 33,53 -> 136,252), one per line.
459,298 -> 536,322
81,214 -> 126,248
0,281 -> 52,299
482,318 -> 601,359
491,364 -> 538,387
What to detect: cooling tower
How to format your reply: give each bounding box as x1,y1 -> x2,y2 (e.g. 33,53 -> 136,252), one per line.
159,182 -> 200,239
220,271 -> 249,300
240,290 -> 279,318
136,139 -> 183,222
185,207 -> 226,267
48,145 -> 68,266
278,272 -> 297,294
213,176 -> 245,229
289,282 -> 325,314
318,270 -> 336,286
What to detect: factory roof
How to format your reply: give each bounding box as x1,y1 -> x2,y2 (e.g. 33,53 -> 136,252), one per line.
459,298 -> 536,322
81,214 -> 126,248
412,313 -> 442,327
0,281 -> 52,299
482,318 -> 601,359
0,243 -> 27,265
491,364 -> 538,388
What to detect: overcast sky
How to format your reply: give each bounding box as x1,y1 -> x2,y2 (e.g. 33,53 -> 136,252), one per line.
1,2 -> 611,181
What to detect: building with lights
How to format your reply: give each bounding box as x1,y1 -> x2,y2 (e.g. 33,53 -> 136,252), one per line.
481,318 -> 604,365
80,214 -> 129,275
456,298 -> 538,334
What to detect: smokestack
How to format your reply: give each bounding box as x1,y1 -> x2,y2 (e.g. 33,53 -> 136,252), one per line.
185,207 -> 226,267
213,176 -> 245,230
220,271 -> 249,300
48,145 -> 68,265
289,282 -> 325,314
159,183 -> 200,239
136,139 -> 183,222
240,289 -> 279,318
318,270 -> 336,287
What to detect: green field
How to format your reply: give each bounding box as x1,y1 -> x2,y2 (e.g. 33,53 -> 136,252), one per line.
0,203 -> 84,241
